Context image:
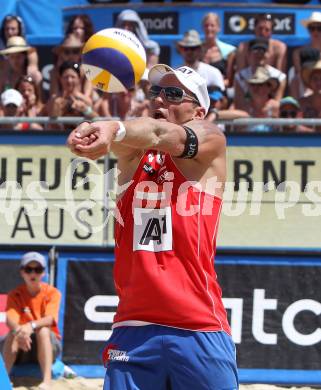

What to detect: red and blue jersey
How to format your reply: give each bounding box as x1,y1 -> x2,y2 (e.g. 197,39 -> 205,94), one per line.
113,150 -> 230,333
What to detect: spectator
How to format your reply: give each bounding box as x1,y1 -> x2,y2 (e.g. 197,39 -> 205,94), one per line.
50,34 -> 93,98
65,14 -> 94,44
16,75 -> 45,130
234,38 -> 286,110
278,96 -> 313,133
177,29 -> 225,92
235,13 -> 287,73
46,61 -> 97,130
244,66 -> 279,132
115,10 -> 160,68
1,252 -> 62,390
0,36 -> 42,92
0,15 -> 39,74
201,12 -> 236,86
0,88 -> 24,130
299,59 -> 321,128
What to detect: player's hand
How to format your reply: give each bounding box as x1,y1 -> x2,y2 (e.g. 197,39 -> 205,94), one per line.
67,121 -> 119,160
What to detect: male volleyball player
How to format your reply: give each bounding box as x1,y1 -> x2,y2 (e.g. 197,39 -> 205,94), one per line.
68,64 -> 238,390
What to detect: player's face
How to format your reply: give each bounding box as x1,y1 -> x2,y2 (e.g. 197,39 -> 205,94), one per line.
150,74 -> 201,125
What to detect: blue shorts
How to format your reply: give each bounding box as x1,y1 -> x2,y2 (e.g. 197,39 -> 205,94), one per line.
102,325 -> 238,390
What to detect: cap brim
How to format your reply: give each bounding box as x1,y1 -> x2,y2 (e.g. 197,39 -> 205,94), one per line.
0,46 -> 30,55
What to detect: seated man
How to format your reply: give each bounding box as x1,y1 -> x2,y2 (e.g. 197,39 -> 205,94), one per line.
2,252 -> 62,390
279,96 -> 314,133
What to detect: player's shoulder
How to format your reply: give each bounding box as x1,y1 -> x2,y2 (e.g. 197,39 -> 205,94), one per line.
186,119 -> 225,138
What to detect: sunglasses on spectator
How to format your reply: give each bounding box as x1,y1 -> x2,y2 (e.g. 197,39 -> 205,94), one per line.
308,25 -> 321,33
181,46 -> 201,52
280,110 -> 297,118
64,48 -> 80,55
148,85 -> 199,104
22,266 -> 45,274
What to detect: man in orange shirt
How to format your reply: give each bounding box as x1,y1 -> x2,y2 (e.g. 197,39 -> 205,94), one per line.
2,252 -> 61,390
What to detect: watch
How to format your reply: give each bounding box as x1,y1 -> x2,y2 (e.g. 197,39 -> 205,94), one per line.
30,321 -> 37,331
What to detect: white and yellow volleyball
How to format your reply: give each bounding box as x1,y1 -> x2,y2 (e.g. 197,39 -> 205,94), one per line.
82,28 -> 146,93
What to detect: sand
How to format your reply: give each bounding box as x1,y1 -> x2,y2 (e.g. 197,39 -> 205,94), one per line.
11,377 -> 319,390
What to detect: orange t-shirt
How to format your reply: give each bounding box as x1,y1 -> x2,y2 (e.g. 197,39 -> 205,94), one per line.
6,282 -> 61,338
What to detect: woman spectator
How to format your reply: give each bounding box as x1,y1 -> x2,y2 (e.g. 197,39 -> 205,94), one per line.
115,10 -> 160,68
244,66 -> 279,132
50,34 -> 93,98
0,14 -> 39,73
201,13 -> 236,86
46,61 -> 97,130
65,14 -> 94,44
0,36 -> 42,92
299,59 -> 321,131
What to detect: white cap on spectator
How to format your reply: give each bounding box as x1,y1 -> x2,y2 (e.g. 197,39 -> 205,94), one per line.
301,12 -> 321,27
1,89 -> 23,107
20,252 -> 46,268
148,64 -> 210,114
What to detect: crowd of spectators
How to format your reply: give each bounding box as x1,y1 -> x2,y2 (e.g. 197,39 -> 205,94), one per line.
0,9 -> 320,133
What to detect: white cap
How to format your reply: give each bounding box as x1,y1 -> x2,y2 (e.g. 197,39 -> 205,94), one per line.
148,64 -> 210,114
20,252 -> 46,268
1,89 -> 23,107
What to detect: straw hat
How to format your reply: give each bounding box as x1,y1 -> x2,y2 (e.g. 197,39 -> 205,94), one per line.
0,36 -> 31,55
247,66 -> 279,91
301,12 -> 321,27
177,30 -> 202,48
301,59 -> 321,87
52,34 -> 83,54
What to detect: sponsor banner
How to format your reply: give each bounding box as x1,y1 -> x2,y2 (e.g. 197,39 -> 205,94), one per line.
113,12 -> 179,34
0,145 -> 111,245
218,146 -> 321,249
60,255 -> 321,372
224,12 -> 295,35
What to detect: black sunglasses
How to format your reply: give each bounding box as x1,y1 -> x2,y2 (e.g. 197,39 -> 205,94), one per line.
148,85 -> 199,105
181,46 -> 201,51
280,110 -> 297,118
22,266 -> 45,274
308,25 -> 321,33
64,48 -> 81,55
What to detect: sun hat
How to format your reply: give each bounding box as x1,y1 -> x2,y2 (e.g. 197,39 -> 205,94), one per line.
301,59 -> 321,87
280,96 -> 300,109
52,34 -> 83,54
0,36 -> 31,55
20,252 -> 46,268
177,30 -> 202,48
247,66 -> 279,91
301,12 -> 321,27
148,63 -> 210,114
1,89 -> 23,107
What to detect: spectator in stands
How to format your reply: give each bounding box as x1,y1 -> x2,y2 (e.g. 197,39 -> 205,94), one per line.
243,66 -> 279,132
115,10 -> 160,68
0,36 -> 42,92
201,12 -> 236,86
50,34 -> 93,98
16,75 -> 45,130
0,88 -> 35,131
299,58 -> 321,130
177,29 -> 225,92
0,15 -> 39,74
235,13 -> 287,73
234,38 -> 286,110
46,61 -> 97,130
278,96 -> 313,133
65,14 -> 94,44
2,252 -> 61,390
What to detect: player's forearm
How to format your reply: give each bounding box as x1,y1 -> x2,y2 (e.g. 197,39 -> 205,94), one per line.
119,117 -> 185,156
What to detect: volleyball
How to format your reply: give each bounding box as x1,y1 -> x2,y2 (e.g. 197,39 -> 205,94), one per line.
81,28 -> 147,93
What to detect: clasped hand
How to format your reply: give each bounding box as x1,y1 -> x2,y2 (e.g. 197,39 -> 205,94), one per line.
67,120 -> 119,160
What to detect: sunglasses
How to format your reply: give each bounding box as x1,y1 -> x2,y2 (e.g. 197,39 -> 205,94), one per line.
64,48 -> 80,55
308,25 -> 321,33
280,110 -> 297,118
22,266 -> 45,274
181,46 -> 201,52
148,85 -> 199,105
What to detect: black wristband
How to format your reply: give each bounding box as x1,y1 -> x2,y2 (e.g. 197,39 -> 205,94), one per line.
178,126 -> 198,159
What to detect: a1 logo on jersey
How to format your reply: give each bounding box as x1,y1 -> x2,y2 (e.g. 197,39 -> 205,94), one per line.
133,207 -> 172,252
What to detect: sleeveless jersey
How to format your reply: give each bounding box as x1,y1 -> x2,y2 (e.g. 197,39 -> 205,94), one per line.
113,150 -> 231,333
